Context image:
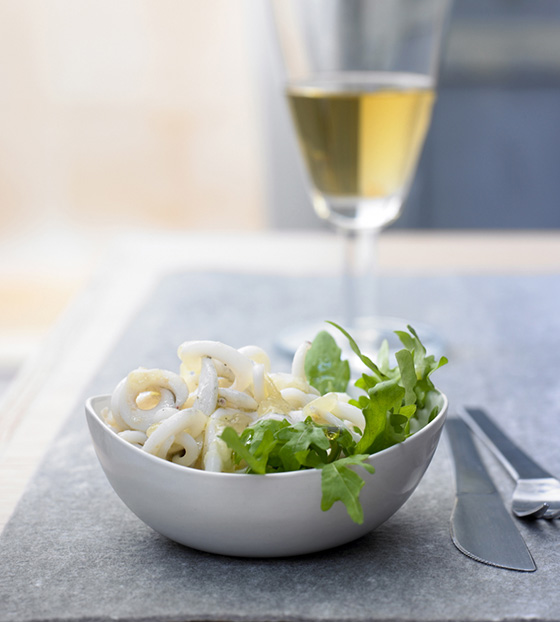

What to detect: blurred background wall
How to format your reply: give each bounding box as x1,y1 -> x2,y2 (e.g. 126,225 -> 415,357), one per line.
0,0 -> 265,239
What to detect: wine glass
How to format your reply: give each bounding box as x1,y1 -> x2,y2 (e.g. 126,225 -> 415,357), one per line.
271,0 -> 450,359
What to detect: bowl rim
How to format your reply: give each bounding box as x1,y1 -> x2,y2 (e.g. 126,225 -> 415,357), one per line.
85,390 -> 448,480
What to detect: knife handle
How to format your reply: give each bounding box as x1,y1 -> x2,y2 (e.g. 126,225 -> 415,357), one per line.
446,418 -> 496,494
464,407 -> 552,481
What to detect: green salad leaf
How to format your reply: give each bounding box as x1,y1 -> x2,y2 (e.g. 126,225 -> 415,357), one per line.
304,330 -> 350,395
223,417 -> 358,474
354,378 -> 406,455
220,424 -> 278,474
220,323 -> 447,525
320,455 -> 375,524
325,321 -> 385,379
329,321 -> 448,447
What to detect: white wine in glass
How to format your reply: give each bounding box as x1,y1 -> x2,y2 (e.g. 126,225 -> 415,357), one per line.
272,0 -> 450,359
287,73 -> 434,230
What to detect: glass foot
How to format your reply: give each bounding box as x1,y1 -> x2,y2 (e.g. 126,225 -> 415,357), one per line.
275,316 -> 445,371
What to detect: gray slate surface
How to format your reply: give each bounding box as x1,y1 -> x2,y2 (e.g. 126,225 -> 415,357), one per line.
1,272 -> 560,622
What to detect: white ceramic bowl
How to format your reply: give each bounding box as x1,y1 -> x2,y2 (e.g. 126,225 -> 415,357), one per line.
85,393 -> 448,557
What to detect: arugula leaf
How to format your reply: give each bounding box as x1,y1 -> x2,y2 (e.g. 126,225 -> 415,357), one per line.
376,339 -> 391,376
220,426 -> 274,475
243,419 -> 289,472
319,455 -> 375,524
277,421 -> 330,471
221,418 -> 349,475
304,331 -> 350,395
395,348 -> 417,406
326,321 -> 386,379
332,323 -> 447,450
396,324 -> 448,388
324,426 -> 357,463
355,378 -> 405,454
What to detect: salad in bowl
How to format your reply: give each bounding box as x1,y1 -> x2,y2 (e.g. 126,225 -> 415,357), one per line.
86,323 -> 448,556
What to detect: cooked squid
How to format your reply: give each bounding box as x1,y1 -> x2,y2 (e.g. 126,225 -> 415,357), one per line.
110,368 -> 189,433
103,337 -> 363,473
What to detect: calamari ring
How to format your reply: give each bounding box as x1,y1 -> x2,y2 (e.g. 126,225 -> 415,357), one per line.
303,393 -> 342,427
217,387 -> 258,411
332,399 -> 365,430
291,341 -> 311,380
143,407 -> 207,457
193,356 -> 218,415
252,363 -> 265,403
118,430 -> 148,446
177,341 -> 254,392
170,431 -> 201,467
280,387 -> 315,409
111,368 -> 189,432
238,345 -> 271,372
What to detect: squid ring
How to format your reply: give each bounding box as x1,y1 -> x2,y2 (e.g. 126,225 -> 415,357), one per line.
291,340 -> 311,380
217,387 -> 258,411
143,407 -> 207,457
111,368 -> 189,432
171,431 -> 201,467
238,345 -> 271,372
177,341 -> 254,392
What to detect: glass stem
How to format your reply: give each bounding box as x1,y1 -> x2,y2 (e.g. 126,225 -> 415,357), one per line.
341,227 -> 380,329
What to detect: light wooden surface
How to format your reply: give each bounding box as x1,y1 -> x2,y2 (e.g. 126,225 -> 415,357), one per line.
1,229 -> 559,531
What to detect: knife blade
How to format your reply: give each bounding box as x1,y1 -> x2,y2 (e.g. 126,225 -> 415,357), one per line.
446,417 -> 536,572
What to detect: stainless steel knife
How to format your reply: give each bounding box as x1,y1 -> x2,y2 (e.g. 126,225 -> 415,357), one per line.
446,417 -> 536,572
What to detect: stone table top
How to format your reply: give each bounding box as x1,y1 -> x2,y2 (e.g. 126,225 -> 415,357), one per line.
1,269 -> 560,622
